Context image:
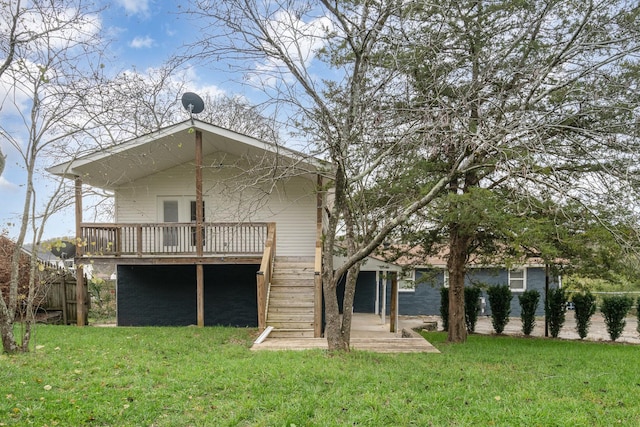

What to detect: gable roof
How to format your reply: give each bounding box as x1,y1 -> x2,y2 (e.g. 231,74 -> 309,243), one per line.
47,119 -> 331,190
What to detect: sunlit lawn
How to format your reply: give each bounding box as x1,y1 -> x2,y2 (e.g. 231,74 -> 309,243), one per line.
1,325 -> 638,426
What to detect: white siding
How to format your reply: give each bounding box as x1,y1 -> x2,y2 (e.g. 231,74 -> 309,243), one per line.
114,153 -> 317,257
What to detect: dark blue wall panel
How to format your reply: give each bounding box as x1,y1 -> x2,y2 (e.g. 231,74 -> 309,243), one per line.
117,264 -> 259,327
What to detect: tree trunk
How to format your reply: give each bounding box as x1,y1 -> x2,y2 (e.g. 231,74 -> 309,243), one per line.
0,310 -> 18,354
323,272 -> 349,352
447,224 -> 470,343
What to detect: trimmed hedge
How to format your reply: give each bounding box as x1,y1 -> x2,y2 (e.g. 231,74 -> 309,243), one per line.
440,287 -> 449,332
637,298 -> 640,335
572,291 -> 596,339
546,287 -> 566,338
601,295 -> 633,341
518,289 -> 540,336
464,287 -> 482,333
487,285 -> 512,334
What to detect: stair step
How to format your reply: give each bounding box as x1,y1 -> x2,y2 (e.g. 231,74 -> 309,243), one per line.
267,306 -> 315,314
269,329 -> 315,338
267,314 -> 314,322
267,321 -> 314,329
269,298 -> 314,306
269,295 -> 313,307
271,286 -> 313,296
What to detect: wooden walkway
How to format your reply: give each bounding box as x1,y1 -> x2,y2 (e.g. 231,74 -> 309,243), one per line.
251,313 -> 440,353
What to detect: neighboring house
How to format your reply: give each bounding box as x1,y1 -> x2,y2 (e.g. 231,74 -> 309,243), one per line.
399,259 -> 561,318
333,254 -> 402,324
48,119 -> 331,337
343,251 -> 561,319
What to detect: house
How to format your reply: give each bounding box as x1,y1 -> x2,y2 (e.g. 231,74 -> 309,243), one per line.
399,257 -> 561,318
343,250 -> 561,319
48,119 -> 331,336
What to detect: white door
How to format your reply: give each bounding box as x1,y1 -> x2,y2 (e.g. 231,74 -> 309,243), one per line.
157,197 -> 203,250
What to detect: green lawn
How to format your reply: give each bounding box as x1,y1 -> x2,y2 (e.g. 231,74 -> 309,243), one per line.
1,326 -> 638,426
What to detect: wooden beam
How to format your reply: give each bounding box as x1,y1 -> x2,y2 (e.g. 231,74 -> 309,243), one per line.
196,263 -> 204,327
390,272 -> 398,333
74,177 -> 86,326
195,130 -> 204,257
314,250 -> 322,338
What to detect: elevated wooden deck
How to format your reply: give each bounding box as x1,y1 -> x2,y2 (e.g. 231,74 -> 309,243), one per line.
79,222 -> 268,258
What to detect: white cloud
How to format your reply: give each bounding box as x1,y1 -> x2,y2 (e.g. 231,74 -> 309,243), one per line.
0,175 -> 18,191
249,11 -> 333,86
115,0 -> 150,15
129,36 -> 155,49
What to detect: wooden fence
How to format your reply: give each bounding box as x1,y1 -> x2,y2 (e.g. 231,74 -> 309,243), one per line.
41,269 -> 89,325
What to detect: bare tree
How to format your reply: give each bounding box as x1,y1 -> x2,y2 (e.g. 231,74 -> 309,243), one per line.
180,0 -> 480,351
0,0 -> 107,353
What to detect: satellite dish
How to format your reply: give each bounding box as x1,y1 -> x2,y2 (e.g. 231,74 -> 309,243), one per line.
50,241 -> 76,259
181,92 -> 205,115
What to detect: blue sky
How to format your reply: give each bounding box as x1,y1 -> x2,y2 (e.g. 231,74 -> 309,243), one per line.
102,1 -> 188,70
0,0 -> 225,241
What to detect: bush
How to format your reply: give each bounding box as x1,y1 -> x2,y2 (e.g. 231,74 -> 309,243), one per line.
440,286 -> 449,332
546,287 -> 566,338
600,295 -> 633,341
464,287 -> 482,333
637,298 -> 640,335
487,285 -> 512,334
572,291 -> 596,339
518,289 -> 540,336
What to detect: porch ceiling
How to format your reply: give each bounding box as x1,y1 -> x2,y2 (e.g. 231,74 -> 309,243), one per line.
47,120 -> 329,189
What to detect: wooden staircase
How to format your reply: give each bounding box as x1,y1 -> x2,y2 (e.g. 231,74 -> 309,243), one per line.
266,257 -> 316,338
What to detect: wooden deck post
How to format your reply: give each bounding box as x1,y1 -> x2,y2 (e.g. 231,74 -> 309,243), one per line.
390,272 -> 398,333
74,177 -> 86,326
195,130 -> 204,257
195,129 -> 204,327
197,264 -> 204,327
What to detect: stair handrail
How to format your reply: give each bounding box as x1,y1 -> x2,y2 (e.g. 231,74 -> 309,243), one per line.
256,222 -> 276,332
314,239 -> 323,337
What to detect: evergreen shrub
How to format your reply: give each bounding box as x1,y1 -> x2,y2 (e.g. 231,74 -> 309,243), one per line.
440,286 -> 449,332
518,289 -> 539,336
601,295 -> 633,341
464,287 -> 482,333
572,291 -> 596,339
487,285 -> 512,334
637,298 -> 640,335
546,287 -> 566,338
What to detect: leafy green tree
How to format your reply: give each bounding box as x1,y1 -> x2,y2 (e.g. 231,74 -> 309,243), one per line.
185,0 -> 640,350
392,0 -> 640,343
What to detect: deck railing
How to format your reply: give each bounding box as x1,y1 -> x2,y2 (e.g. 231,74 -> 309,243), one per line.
80,222 -> 268,256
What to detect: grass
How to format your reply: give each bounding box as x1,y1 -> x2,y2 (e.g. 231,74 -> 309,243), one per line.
1,326 -> 639,426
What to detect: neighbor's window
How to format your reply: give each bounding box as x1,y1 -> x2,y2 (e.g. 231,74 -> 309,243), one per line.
508,268 -> 526,292
399,270 -> 415,292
